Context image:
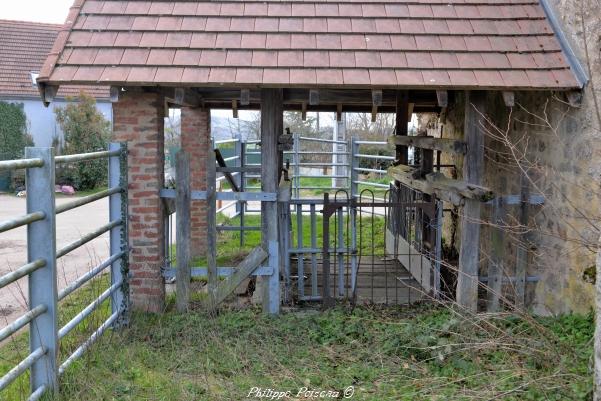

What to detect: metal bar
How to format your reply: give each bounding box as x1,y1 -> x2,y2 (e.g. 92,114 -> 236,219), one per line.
0,259 -> 46,289
298,162 -> 349,167
216,201 -> 237,214
214,138 -> 240,145
354,167 -> 388,174
58,252 -> 124,301
353,181 -> 390,188
296,204 -> 304,298
298,136 -> 347,145
55,149 -> 120,164
0,158 -> 44,172
26,147 -> 58,393
310,204 -> 318,297
0,305 -> 47,343
337,208 -> 344,297
56,219 -> 121,259
293,151 -> 349,155
59,310 -> 121,376
0,346 -> 46,391
296,175 -> 349,179
28,384 -> 47,401
355,141 -> 388,145
109,143 -> 127,324
55,187 -> 121,214
58,281 -> 122,339
0,212 -> 45,234
354,154 -> 395,160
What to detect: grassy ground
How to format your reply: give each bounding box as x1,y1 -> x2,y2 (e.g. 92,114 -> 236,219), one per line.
15,304 -> 593,401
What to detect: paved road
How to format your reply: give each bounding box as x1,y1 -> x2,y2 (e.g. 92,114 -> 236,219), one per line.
0,194 -> 109,329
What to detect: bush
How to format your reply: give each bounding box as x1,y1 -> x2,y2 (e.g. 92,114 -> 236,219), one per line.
55,93 -> 111,190
0,101 -> 33,159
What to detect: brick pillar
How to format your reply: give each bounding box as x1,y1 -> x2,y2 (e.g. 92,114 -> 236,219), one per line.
113,91 -> 165,313
181,107 -> 210,258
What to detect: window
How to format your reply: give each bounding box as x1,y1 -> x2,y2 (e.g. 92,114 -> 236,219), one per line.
30,72 -> 39,86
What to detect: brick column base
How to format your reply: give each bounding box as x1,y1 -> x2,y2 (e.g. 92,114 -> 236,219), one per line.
181,107 -> 210,259
113,91 -> 165,313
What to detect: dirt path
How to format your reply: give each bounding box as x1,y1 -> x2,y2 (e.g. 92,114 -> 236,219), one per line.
0,194 -> 110,329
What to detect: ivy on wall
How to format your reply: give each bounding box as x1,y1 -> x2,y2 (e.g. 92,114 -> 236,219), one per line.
0,101 -> 33,159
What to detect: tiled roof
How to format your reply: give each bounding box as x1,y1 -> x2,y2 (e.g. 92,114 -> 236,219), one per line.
38,0 -> 581,90
0,19 -> 108,99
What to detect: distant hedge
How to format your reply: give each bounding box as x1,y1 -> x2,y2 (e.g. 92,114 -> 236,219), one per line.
0,101 -> 33,159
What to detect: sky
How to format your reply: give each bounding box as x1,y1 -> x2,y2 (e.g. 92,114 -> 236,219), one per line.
3,1 -> 74,24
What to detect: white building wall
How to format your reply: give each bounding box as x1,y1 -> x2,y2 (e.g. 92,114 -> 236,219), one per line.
0,97 -> 112,147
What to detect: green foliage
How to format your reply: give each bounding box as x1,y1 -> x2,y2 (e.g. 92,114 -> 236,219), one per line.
0,101 -> 33,159
54,93 -> 111,190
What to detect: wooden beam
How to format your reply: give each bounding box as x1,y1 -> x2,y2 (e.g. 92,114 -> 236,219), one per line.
206,130 -> 218,309
161,87 -> 202,107
176,151 -> 191,312
515,172 -> 530,308
388,135 -> 467,155
309,89 -> 319,106
395,91 -> 409,165
436,90 -> 448,108
240,89 -> 250,106
109,86 -> 120,103
205,247 -> 268,310
301,102 -> 307,121
457,90 -> 487,313
502,91 -> 515,107
232,99 -> 238,119
260,88 -> 283,314
567,91 -> 583,108
336,104 -> 342,122
388,166 -> 494,206
487,196 -> 505,312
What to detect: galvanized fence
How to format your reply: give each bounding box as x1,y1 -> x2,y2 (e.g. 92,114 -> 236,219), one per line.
0,143 -> 128,400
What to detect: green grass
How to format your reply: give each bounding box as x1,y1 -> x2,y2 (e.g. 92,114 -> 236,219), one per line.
5,305 -> 591,401
0,274 -> 112,400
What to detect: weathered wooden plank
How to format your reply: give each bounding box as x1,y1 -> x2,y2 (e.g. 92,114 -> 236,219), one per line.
515,173 -> 530,308
207,138 -> 218,308
457,91 -> 486,313
205,247 -> 268,310
388,166 -> 494,206
487,196 -> 505,312
388,135 -> 467,155
260,88 -> 283,314
395,91 -> 409,165
176,151 -> 191,312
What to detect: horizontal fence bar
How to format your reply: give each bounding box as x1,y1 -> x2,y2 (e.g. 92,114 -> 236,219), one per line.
0,212 -> 45,234
217,226 -> 261,232
58,252 -> 124,301
216,202 -> 237,214
214,138 -> 240,145
0,304 -> 47,343
27,384 -> 47,401
58,280 -> 122,339
56,220 -> 121,259
354,180 -> 390,188
55,150 -> 120,165
297,163 -> 349,167
162,266 -> 273,279
289,247 -> 354,254
55,187 -> 122,214
354,153 -> 395,160
355,141 -> 388,145
0,346 -> 46,391
296,175 -> 349,179
290,151 -> 349,155
299,136 -> 347,145
0,259 -> 46,289
354,167 -> 388,174
222,156 -> 239,163
0,158 -> 44,172
59,310 -> 121,376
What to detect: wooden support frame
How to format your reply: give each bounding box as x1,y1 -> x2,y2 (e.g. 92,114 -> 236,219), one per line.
388,166 -> 494,206
436,90 -> 448,108
388,136 -> 466,155
457,91 -> 487,313
502,91 -> 515,107
175,151 -> 191,312
395,91 -> 409,165
260,88 -> 283,314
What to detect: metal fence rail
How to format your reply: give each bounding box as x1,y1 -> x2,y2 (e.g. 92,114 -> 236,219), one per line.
0,143 -> 129,400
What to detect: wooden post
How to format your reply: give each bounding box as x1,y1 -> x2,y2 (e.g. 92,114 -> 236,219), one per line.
395,91 -> 409,165
260,88 -> 283,314
421,147 -> 434,249
487,196 -> 505,312
207,138 -> 217,309
176,151 -> 191,312
515,173 -> 530,308
457,91 -> 486,313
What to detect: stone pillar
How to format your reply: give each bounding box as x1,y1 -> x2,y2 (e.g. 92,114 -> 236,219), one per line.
180,107 -> 210,258
113,91 -> 165,313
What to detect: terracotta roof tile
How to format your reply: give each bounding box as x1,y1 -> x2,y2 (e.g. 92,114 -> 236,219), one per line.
37,1 -> 582,91
99,66 -> 130,82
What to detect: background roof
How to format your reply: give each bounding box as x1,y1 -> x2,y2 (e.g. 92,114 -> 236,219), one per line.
38,0 -> 582,90
0,19 -> 108,99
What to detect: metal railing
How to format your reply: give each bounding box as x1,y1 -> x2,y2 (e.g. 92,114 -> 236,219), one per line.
0,143 -> 128,400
